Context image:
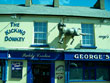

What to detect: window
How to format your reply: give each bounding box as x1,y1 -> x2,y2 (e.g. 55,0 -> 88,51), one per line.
81,24 -> 95,47
69,61 -> 110,81
34,22 -> 47,44
70,62 -> 83,80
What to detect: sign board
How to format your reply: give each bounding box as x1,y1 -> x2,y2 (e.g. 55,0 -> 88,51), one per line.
8,51 -> 63,60
11,61 -> 23,78
65,52 -> 110,61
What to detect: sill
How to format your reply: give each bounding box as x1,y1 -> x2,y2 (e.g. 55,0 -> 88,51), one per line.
80,46 -> 97,49
30,44 -> 49,47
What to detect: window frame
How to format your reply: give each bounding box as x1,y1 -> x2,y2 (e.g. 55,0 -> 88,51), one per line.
68,61 -> 110,82
81,23 -> 96,49
31,21 -> 49,47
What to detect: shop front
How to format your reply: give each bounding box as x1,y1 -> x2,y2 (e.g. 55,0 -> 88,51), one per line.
8,50 -> 64,83
65,51 -> 110,83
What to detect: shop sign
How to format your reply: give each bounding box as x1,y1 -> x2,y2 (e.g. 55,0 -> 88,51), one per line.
11,61 -> 23,70
8,51 -> 63,60
56,65 -> 64,80
22,53 -> 51,59
4,22 -> 26,42
11,61 -> 23,78
65,52 -> 110,61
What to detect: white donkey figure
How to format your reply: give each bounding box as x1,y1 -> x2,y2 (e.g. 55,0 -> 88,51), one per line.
58,23 -> 85,44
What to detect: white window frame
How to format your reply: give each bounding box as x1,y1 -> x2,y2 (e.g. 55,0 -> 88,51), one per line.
34,22 -> 47,44
81,23 -> 95,47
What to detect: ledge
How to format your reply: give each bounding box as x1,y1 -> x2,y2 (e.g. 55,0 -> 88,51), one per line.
30,44 -> 49,47
80,46 -> 97,49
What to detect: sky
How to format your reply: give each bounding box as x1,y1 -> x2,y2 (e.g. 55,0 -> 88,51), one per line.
0,0 -> 110,11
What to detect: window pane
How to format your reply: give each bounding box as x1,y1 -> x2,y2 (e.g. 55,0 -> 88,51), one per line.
34,39 -> 38,43
70,68 -> 83,80
81,24 -> 94,46
84,62 -> 95,67
96,68 -> 110,80
43,33 -> 47,39
90,69 -> 96,80
69,61 -> 110,81
97,62 -> 110,67
70,62 -> 83,67
34,22 -> 47,44
70,62 -> 83,80
84,69 -> 89,80
84,62 -> 96,80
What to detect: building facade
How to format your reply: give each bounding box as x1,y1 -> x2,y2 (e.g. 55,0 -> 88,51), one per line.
0,0 -> 110,83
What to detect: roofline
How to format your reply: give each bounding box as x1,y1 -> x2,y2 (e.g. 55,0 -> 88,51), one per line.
0,13 -> 110,19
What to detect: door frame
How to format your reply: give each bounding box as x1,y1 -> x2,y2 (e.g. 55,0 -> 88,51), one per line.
27,60 -> 55,83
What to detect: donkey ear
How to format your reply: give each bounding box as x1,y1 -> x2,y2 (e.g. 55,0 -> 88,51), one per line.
58,23 -> 66,27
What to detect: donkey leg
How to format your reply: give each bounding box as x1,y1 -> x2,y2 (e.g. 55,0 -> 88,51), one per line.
58,34 -> 65,44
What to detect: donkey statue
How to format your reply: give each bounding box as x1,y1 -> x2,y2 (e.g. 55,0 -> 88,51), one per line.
58,23 -> 85,44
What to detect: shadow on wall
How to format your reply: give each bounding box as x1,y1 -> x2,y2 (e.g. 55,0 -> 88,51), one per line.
49,35 -> 71,49
74,43 -> 81,49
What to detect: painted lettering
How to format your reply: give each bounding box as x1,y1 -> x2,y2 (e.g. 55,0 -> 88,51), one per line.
5,28 -> 26,36
74,54 -> 110,60
99,35 -> 110,39
89,54 -> 94,59
11,22 -> 19,27
79,54 -> 83,59
22,53 -> 35,58
94,54 -> 98,59
105,54 -> 110,59
74,54 -> 79,59
22,53 -> 51,58
5,36 -> 25,42
84,54 -> 89,59
99,54 -> 103,59
37,54 -> 51,58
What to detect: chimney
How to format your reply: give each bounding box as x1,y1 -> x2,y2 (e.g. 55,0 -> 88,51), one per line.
53,0 -> 59,7
94,0 -> 105,9
25,0 -> 32,7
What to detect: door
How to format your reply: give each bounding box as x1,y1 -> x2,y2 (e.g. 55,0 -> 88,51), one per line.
32,64 -> 51,83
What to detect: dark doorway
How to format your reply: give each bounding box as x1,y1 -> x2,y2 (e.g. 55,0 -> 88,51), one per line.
32,64 -> 51,83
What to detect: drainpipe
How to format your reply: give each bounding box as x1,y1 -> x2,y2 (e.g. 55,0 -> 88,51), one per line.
53,0 -> 59,7
25,0 -> 32,7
